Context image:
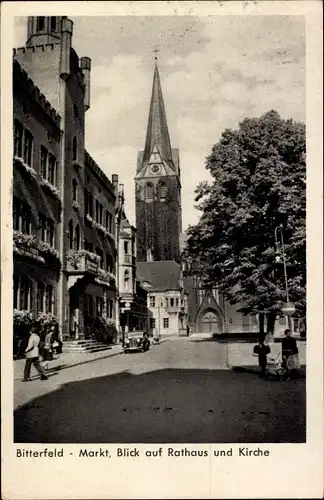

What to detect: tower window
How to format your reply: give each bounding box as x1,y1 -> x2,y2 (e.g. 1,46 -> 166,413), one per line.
37,17 -> 45,31
73,104 -> 79,118
158,181 -> 167,200
50,17 -> 57,32
146,182 -> 154,201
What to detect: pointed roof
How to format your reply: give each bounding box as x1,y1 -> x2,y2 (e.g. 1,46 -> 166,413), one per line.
143,63 -> 173,165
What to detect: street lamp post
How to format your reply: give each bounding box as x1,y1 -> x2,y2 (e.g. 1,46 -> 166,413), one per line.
275,225 -> 295,331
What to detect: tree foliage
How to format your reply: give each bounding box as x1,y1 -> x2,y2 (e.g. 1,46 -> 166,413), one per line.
186,110 -> 306,318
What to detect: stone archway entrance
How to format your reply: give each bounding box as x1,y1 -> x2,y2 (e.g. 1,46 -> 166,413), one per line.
201,311 -> 219,333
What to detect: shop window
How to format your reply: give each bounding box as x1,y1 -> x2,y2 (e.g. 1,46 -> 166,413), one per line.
96,296 -> 104,316
163,318 -> 169,329
14,120 -> 23,157
45,285 -> 53,313
106,299 -> 113,319
37,283 -> 45,314
19,276 -> 32,311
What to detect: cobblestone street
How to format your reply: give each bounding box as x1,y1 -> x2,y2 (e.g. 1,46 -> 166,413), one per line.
14,338 -> 306,443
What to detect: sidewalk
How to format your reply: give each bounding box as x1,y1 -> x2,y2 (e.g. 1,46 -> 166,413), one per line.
14,344 -> 123,380
14,344 -> 124,410
227,341 -> 306,371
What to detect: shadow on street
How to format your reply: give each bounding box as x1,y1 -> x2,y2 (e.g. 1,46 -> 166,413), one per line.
14,367 -> 306,444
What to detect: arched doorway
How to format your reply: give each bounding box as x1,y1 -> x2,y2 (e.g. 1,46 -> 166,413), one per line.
201,311 -> 219,333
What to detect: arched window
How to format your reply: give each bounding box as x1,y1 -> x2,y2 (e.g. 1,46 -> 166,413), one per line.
72,136 -> 77,161
72,179 -> 78,202
158,181 -> 167,200
124,270 -> 130,291
145,182 -> 154,201
75,224 -> 80,250
68,219 -> 73,249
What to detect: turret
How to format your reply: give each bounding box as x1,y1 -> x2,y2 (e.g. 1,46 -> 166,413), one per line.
60,18 -> 73,80
80,57 -> 91,111
26,16 -> 64,47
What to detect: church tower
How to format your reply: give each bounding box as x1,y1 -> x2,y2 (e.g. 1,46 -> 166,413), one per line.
135,60 -> 182,263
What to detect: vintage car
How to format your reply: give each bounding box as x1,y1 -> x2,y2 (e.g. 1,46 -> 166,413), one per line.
124,331 -> 150,353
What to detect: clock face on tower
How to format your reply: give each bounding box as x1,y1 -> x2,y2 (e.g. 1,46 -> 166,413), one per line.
150,164 -> 160,175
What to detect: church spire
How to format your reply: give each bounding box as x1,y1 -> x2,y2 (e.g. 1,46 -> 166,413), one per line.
142,60 -> 173,164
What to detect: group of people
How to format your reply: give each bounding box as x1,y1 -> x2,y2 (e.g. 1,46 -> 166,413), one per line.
254,328 -> 300,379
23,324 -> 62,382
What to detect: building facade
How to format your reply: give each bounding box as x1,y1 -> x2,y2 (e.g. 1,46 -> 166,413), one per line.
118,212 -> 149,336
13,59 -> 61,324
13,16 -> 120,342
137,262 -> 188,337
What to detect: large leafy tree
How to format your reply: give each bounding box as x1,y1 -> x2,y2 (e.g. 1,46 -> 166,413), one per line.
187,110 -> 306,335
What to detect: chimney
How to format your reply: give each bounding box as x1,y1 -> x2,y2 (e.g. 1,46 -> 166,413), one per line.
112,174 -> 118,193
60,18 -> 73,80
80,56 -> 91,111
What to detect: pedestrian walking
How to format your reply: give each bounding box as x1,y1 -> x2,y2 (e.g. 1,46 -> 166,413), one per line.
42,326 -> 55,370
23,326 -> 48,381
282,329 -> 300,377
253,341 -> 271,377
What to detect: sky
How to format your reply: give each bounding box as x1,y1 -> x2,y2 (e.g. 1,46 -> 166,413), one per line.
13,15 -> 305,230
